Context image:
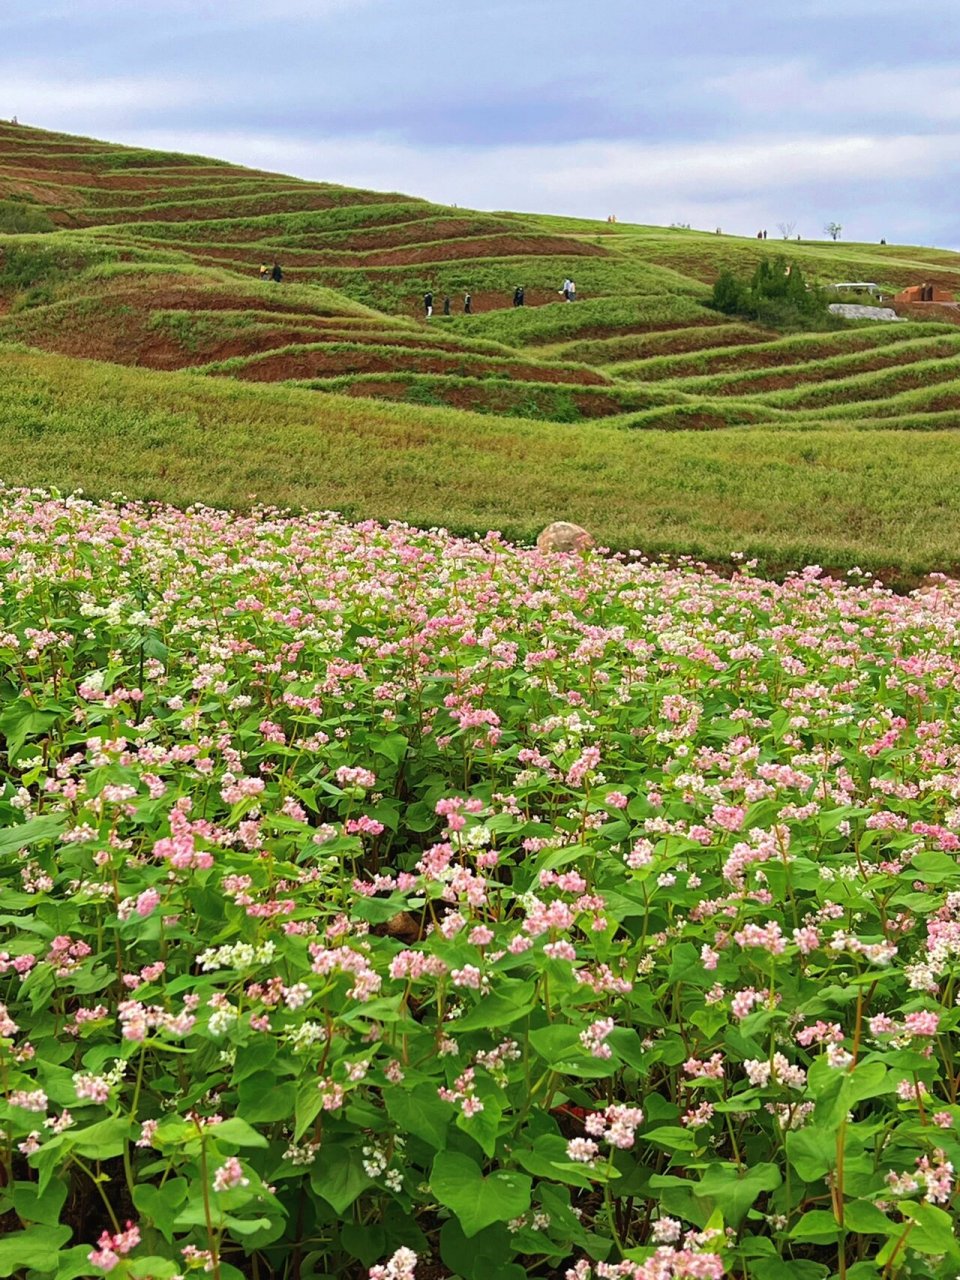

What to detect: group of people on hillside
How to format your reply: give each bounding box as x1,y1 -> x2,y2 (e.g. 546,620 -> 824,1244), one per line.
423,291 -> 472,317
258,262 -> 283,282
422,277 -> 578,317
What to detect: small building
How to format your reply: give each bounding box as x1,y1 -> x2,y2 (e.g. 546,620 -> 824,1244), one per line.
894,283 -> 955,304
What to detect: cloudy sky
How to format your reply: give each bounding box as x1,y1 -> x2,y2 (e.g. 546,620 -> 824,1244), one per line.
3,0 -> 958,246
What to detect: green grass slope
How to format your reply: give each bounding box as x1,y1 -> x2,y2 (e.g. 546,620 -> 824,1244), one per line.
3,343 -> 960,580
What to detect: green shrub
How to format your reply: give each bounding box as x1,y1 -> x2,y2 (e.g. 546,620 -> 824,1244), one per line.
0,200 -> 55,234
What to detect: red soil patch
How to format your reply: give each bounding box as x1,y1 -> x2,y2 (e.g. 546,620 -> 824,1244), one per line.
921,392 -> 960,412
587,327 -> 770,361
322,218 -> 518,252
332,379 -> 626,419
223,347 -> 607,385
358,234 -> 608,268
786,363 -> 960,408
101,190 -> 412,225
894,303 -> 960,326
697,343 -> 960,397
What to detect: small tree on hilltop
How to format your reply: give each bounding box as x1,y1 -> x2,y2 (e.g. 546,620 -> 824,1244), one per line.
777,221 -> 797,240
824,221 -> 843,241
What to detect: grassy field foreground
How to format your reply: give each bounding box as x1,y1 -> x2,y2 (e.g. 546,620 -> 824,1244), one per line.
2,344 -> 960,580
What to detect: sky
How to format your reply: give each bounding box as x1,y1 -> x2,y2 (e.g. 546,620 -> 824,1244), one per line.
3,0 -> 959,247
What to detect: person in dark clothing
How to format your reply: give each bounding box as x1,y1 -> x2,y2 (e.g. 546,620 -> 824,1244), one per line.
463,292 -> 472,314
270,263 -> 283,282
424,291 -> 434,318
513,286 -> 525,307
443,296 -> 451,315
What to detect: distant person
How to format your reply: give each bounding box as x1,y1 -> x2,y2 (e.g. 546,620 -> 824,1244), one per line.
443,295 -> 451,315
880,238 -> 887,245
424,290 -> 434,318
513,286 -> 525,307
568,279 -> 577,302
757,231 -> 763,240
762,230 -> 768,240
270,262 -> 283,283
463,291 -> 472,314
258,263 -> 269,280
559,277 -> 571,301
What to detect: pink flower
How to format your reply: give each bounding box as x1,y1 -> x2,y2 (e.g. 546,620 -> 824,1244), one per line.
213,1157 -> 249,1191
89,1222 -> 140,1272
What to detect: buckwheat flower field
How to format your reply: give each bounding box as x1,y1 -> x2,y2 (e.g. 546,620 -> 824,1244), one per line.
2,491 -> 960,1280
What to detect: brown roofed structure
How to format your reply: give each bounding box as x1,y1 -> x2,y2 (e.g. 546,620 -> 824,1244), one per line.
894,284 -> 955,304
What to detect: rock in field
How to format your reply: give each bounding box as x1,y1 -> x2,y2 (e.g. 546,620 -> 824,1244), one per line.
536,522 -> 595,554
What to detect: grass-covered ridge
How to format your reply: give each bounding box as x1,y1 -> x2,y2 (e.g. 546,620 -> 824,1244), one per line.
4,345 -> 960,579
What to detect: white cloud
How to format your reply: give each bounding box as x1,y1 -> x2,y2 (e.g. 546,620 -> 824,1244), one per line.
0,72 -> 206,119
707,60 -> 960,125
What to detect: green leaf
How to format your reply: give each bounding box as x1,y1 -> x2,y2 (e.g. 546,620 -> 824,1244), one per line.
132,1178 -> 188,1243
786,1126 -> 835,1182
453,982 -> 536,1032
694,1162 -> 781,1227
54,1245 -> 104,1280
0,812 -> 67,857
789,1210 -> 841,1243
431,1151 -> 531,1238
340,1223 -> 387,1268
643,1126 -> 701,1152
0,1226 -> 72,1277
750,1263 -> 828,1280
11,1178 -> 67,1226
0,700 -> 65,762
457,1092 -> 502,1157
843,1199 -> 897,1236
232,1038 -> 279,1082
372,734 -> 409,766
386,1083 -> 451,1151
294,1080 -> 326,1142
310,1144 -> 373,1214
127,1258 -> 182,1280
440,1220 -> 514,1280
68,1115 -> 132,1160
898,1200 -> 960,1259
236,1073 -> 295,1123
912,850 -> 960,883
211,1116 -> 269,1148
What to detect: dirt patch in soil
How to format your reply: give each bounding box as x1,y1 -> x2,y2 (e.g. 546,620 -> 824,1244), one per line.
330,378 -> 628,419
894,302 -> 960,325
595,326 -> 771,360
358,234 -> 608,268
103,190 -> 407,225
703,346 -> 960,397
223,346 -> 607,385
327,218 -> 518,252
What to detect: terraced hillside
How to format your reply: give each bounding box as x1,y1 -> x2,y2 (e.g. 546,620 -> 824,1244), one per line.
4,120 -> 960,432
3,120 -> 960,574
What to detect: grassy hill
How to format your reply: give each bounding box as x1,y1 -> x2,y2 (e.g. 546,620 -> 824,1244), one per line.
2,119 -> 960,576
